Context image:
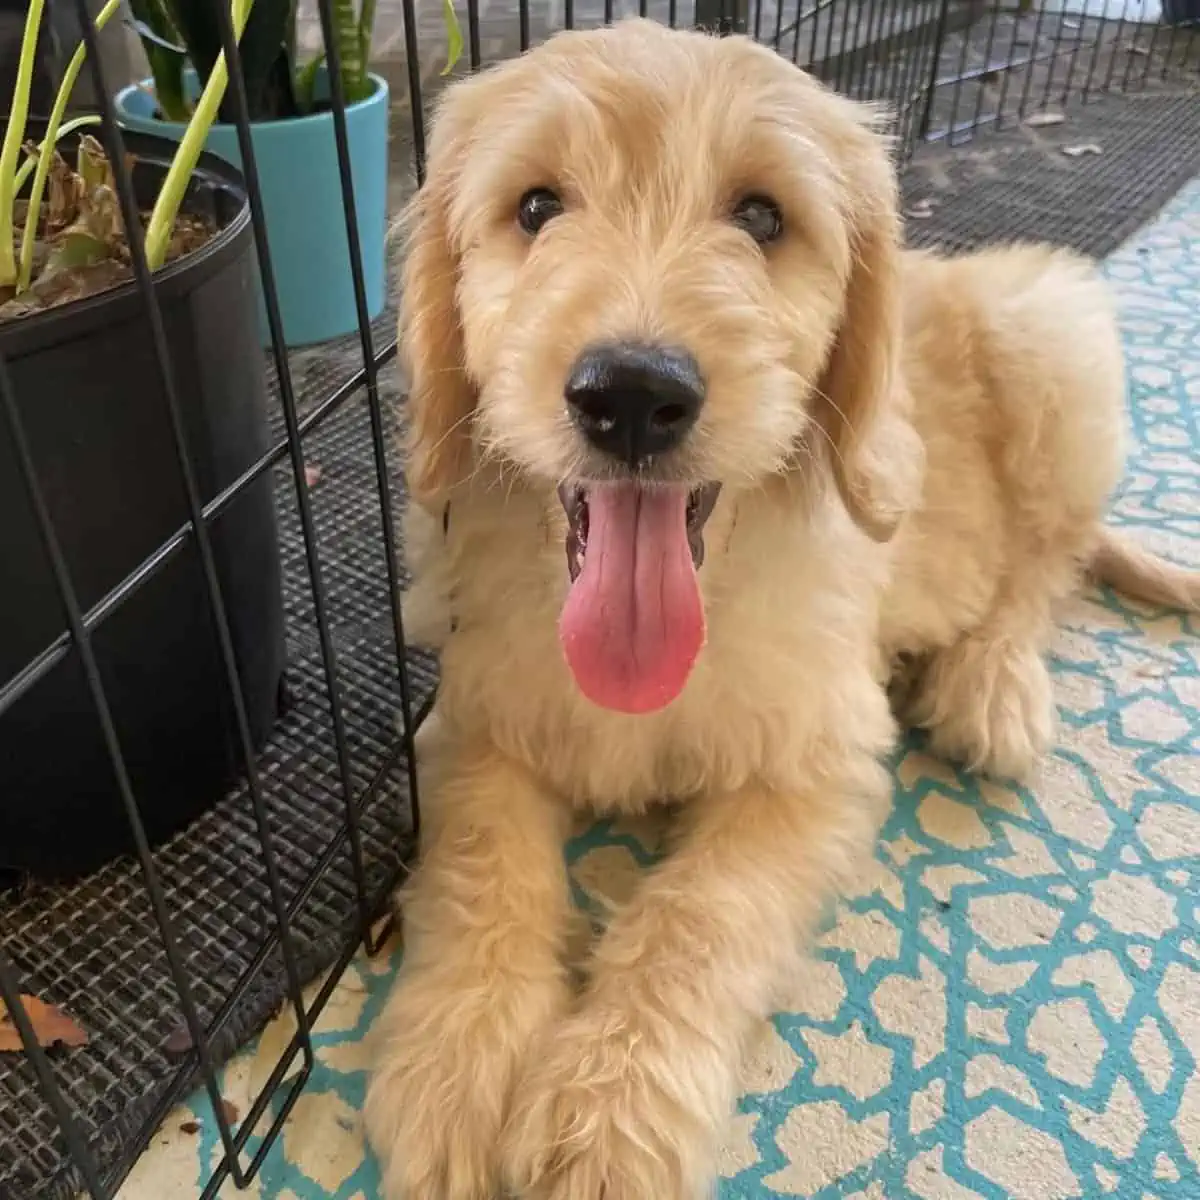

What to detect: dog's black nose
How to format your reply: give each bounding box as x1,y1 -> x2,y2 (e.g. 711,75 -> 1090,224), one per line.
565,341 -> 704,467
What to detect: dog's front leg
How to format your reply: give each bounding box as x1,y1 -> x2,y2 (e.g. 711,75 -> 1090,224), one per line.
501,761 -> 890,1200
365,743 -> 572,1200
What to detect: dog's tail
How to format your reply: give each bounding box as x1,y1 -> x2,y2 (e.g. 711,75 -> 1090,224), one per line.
1089,526 -> 1200,612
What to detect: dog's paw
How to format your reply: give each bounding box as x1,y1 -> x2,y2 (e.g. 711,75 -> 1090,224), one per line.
910,635 -> 1054,782
500,1005 -> 715,1200
365,966 -> 565,1200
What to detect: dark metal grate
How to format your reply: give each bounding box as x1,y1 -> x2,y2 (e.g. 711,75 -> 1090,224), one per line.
902,89 -> 1200,257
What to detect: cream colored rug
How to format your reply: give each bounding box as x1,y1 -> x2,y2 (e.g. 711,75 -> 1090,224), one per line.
120,179 -> 1200,1200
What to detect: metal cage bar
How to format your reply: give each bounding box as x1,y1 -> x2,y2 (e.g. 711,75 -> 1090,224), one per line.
312,0 -> 425,940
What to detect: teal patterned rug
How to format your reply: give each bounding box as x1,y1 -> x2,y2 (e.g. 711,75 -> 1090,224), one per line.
119,178 -> 1200,1200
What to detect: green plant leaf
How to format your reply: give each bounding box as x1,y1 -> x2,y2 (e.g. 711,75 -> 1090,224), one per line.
327,0 -> 369,104
442,0 -> 463,76
156,0 -> 297,122
0,0 -> 48,287
12,116 -> 100,198
128,0 -> 184,52
162,0 -> 223,95
127,17 -> 185,55
16,0 -> 122,293
295,51 -> 325,115
285,0 -> 297,66
233,0 -> 298,120
149,45 -> 190,120
144,0 -> 258,271
359,0 -> 377,64
128,0 -> 189,120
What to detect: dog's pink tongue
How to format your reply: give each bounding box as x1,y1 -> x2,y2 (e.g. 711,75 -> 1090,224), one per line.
559,483 -> 703,714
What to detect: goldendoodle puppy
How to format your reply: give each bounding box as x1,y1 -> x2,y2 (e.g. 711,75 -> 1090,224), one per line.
365,19 -> 1198,1200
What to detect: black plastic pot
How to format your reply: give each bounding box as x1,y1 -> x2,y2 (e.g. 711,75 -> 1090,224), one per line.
0,130 -> 286,882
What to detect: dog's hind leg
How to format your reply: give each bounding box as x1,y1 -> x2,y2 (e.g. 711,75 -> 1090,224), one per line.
902,558 -> 1076,782
902,250 -> 1127,783
906,627 -> 1053,783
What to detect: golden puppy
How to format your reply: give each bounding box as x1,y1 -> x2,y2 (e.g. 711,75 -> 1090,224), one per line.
365,19 -> 1199,1200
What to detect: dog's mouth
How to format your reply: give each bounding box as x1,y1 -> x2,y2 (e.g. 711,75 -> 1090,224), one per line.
556,481 -> 721,716
558,481 -> 721,582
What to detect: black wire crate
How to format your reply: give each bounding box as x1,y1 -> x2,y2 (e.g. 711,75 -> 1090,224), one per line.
0,1 -> 1197,1199
0,0 -> 428,1196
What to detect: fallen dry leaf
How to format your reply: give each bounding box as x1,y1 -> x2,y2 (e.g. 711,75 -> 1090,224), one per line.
179,1119 -> 201,1135
1024,111 -> 1066,127
163,1023 -> 193,1059
0,995 -> 88,1052
219,1098 -> 240,1127
304,463 -> 322,488
1062,143 -> 1103,157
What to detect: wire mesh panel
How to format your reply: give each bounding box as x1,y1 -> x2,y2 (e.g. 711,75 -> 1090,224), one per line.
911,1 -> 1200,147
0,1 -> 1197,1198
384,0 -> 1196,190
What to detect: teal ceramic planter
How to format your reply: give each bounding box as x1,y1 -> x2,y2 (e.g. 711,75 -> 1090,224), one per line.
115,73 -> 390,348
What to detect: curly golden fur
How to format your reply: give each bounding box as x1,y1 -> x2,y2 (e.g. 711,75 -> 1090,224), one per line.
364,19 -> 1199,1199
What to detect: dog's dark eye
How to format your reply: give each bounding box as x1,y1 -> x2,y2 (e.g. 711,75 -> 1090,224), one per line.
517,188 -> 564,235
731,195 -> 783,244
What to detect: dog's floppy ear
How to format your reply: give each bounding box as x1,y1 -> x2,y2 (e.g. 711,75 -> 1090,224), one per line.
401,96 -> 478,508
815,129 -> 920,542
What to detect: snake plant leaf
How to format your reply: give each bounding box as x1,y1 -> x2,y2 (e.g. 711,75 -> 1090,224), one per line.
160,0 -> 222,96
285,0 -> 298,67
328,0 -> 370,104
162,0 -> 297,122
127,0 -> 189,120
233,0 -> 299,120
294,51 -> 325,115
127,17 -> 185,55
359,0 -> 377,65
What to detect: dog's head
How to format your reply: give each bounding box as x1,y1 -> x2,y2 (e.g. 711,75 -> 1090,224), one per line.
402,20 -> 918,713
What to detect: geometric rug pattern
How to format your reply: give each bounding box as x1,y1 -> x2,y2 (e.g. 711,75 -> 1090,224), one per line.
118,177 -> 1200,1200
